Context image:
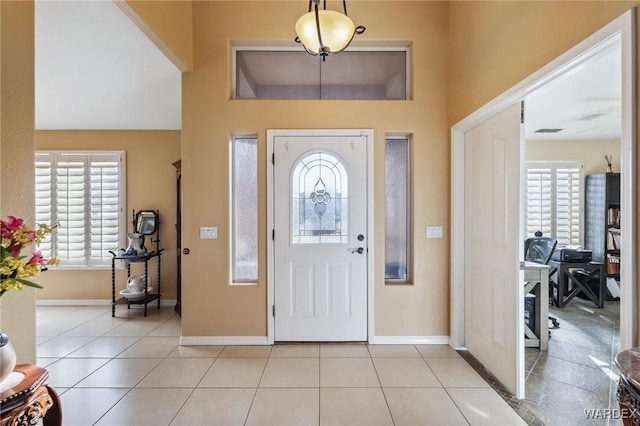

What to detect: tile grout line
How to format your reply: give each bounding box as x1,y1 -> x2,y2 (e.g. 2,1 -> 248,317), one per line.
457,350 -> 545,426
418,350 -> 475,425
318,350 -> 321,426
242,346 -> 272,425
369,346 -> 396,426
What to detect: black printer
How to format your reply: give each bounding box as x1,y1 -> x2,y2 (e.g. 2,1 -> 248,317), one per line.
552,247 -> 592,263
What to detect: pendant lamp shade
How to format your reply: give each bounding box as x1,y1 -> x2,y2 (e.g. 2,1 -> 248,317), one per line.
294,0 -> 365,60
295,10 -> 355,55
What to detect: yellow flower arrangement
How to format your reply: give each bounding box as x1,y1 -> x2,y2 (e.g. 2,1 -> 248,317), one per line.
0,216 -> 59,296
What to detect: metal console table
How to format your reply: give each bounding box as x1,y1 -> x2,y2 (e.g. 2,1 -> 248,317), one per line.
109,250 -> 163,317
109,209 -> 163,317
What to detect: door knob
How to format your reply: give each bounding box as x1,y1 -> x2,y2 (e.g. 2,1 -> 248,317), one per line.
183,248 -> 190,255
349,247 -> 364,254
357,234 -> 365,241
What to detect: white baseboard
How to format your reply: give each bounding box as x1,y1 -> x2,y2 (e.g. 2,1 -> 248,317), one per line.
180,336 -> 270,346
371,335 -> 450,345
37,299 -> 177,307
179,335 -> 449,346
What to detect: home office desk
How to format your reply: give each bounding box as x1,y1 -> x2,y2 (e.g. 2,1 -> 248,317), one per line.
549,260 -> 605,308
521,261 -> 549,351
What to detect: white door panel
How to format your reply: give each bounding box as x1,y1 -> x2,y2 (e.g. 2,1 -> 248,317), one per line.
274,134 -> 368,342
464,103 -> 522,395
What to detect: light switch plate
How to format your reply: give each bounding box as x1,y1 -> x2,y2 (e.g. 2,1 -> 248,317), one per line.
426,226 -> 443,239
200,226 -> 217,239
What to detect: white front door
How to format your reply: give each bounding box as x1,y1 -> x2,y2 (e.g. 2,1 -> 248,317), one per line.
464,103 -> 523,395
273,132 -> 368,341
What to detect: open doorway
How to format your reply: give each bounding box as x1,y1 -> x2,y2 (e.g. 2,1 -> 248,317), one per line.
451,9 -> 635,406
522,35 -> 623,422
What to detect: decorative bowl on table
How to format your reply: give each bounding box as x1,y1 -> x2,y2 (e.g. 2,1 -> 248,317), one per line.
119,287 -> 154,301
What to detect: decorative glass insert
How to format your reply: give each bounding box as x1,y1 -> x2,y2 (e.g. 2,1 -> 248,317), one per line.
292,152 -> 348,244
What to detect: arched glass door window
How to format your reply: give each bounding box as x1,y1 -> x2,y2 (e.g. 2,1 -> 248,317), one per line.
292,152 -> 348,244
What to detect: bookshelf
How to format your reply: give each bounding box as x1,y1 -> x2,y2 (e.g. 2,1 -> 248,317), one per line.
584,173 -> 620,297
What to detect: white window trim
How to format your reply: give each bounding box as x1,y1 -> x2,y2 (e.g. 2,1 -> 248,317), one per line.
35,150 -> 126,269
525,160 -> 584,246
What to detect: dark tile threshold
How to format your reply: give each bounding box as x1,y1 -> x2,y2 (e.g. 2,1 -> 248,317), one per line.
458,350 -> 545,426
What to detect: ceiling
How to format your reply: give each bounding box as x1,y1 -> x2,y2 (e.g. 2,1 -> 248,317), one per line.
525,38 -> 621,141
35,0 -> 181,130
35,1 -> 621,139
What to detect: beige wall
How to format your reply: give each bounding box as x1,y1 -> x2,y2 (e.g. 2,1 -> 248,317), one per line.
448,1 -> 634,125
449,2 -> 639,343
0,1 -> 37,363
526,139 -> 621,176
5,0 -> 636,348
120,0 -> 193,72
181,1 -> 450,338
34,130 -> 181,301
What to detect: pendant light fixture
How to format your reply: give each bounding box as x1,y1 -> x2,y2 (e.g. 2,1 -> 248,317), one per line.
294,0 -> 366,61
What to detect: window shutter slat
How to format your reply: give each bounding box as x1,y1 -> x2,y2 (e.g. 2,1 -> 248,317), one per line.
34,152 -> 124,267
526,162 -> 582,246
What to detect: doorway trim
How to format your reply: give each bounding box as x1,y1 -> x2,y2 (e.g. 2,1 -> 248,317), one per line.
452,9 -> 636,352
266,129 -> 375,344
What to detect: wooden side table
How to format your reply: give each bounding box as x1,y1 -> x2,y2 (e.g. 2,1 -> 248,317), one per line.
0,364 -> 62,426
615,348 -> 640,426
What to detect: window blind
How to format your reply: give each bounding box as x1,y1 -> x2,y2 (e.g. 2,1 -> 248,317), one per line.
35,152 -> 125,267
525,161 -> 582,246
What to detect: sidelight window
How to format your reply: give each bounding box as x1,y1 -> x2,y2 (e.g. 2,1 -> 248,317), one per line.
231,136 -> 258,282
385,137 -> 410,282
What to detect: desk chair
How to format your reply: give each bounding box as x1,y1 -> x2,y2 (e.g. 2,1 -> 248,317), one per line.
524,237 -> 560,329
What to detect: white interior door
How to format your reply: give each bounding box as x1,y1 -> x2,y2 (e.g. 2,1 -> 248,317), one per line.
464,103 -> 523,395
274,133 -> 368,341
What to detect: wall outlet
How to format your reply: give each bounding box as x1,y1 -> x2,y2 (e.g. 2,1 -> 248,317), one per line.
426,226 -> 443,239
200,226 -> 217,239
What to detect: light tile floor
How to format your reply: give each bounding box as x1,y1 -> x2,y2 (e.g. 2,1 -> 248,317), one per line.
36,305 -> 526,426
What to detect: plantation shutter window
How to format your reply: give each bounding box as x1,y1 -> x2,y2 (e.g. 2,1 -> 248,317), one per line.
35,152 -> 125,267
35,156 -> 53,259
526,167 -> 553,238
555,166 -> 582,245
525,161 -> 583,246
90,155 -> 121,263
